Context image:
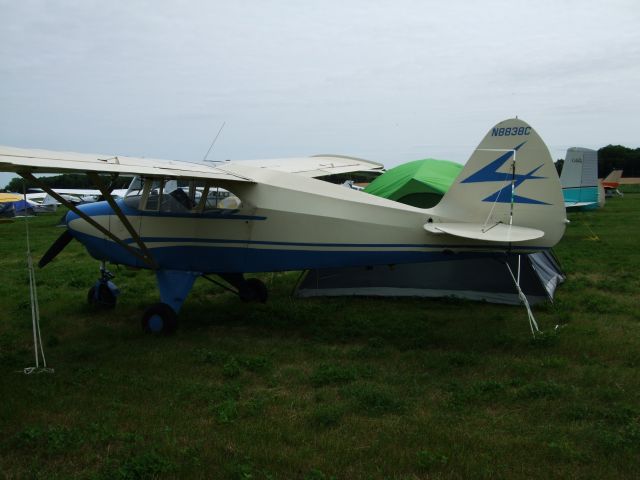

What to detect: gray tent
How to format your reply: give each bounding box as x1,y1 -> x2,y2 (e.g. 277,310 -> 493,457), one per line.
0,202 -> 15,218
296,251 -> 564,306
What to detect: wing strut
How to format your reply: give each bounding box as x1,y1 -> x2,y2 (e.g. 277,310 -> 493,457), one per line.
87,172 -> 157,269
20,172 -> 157,270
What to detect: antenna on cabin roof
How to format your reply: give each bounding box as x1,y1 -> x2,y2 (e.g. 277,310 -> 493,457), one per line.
203,121 -> 226,162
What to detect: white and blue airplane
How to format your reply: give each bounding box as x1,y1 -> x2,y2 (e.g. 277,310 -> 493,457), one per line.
0,118 -> 567,333
560,147 -> 601,211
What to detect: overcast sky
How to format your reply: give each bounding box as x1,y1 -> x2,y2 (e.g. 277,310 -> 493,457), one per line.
1,0 -> 639,187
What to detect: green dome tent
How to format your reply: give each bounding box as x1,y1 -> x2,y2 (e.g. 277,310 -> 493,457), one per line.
364,159 -> 463,208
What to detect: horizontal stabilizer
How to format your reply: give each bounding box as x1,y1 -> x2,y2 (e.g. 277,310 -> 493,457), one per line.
424,222 -> 544,242
564,201 -> 597,208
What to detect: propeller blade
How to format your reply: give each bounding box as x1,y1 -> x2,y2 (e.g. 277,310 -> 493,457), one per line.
39,230 -> 74,268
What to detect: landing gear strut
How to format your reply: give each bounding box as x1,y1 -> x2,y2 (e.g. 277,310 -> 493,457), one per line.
87,262 -> 119,309
140,271 -> 269,335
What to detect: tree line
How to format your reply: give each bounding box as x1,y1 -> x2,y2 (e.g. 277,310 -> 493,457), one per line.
597,145 -> 640,177
554,145 -> 639,178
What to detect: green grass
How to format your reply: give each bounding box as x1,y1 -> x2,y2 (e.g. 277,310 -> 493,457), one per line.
1,195 -> 639,479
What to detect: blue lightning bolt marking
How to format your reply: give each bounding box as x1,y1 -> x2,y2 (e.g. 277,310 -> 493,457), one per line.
461,141 -> 549,205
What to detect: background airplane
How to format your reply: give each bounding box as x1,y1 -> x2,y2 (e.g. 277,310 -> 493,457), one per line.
560,147 -> 601,211
602,169 -> 624,197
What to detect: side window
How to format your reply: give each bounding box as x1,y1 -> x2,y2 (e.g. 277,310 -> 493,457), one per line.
201,186 -> 242,212
123,178 -> 241,213
144,180 -> 163,211
159,180 -> 197,213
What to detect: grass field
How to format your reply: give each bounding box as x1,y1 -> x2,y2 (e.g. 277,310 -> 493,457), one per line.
0,193 -> 639,479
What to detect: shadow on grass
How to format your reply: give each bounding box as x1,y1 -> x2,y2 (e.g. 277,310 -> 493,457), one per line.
174,286 -> 558,356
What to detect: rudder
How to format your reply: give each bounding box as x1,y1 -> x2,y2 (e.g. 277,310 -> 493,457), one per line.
432,118 -> 566,249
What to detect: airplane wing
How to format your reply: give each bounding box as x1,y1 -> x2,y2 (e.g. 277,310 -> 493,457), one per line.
0,145 -> 254,182
227,154 -> 384,177
0,146 -> 382,181
48,188 -> 102,195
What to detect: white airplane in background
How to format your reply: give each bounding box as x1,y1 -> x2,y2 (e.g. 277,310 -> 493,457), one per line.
0,118 -> 567,334
25,192 -> 59,213
26,188 -> 129,205
601,169 -> 624,197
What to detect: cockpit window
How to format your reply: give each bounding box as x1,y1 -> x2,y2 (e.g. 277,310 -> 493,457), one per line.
123,177 -> 241,213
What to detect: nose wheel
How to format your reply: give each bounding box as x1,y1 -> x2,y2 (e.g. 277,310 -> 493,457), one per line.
87,283 -> 117,309
87,262 -> 119,309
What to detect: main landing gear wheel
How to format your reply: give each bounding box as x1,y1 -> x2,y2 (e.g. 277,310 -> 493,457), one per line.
87,283 -> 117,309
239,278 -> 268,303
141,303 -> 178,334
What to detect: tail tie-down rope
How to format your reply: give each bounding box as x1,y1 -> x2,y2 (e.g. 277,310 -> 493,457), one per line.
505,255 -> 541,338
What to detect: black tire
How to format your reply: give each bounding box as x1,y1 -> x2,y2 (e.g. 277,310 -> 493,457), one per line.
87,283 -> 117,309
141,302 -> 178,334
239,278 -> 268,303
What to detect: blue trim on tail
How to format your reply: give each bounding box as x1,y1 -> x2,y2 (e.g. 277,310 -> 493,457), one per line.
461,142 -> 549,205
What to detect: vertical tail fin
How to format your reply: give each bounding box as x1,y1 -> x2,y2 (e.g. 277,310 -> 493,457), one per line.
561,147 -> 599,208
602,169 -> 623,187
560,147 -> 598,189
432,118 -> 566,248
42,194 -> 58,206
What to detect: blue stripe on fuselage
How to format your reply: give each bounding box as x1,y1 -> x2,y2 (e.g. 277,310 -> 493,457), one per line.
70,230 -> 548,273
71,232 -> 503,272
120,236 -> 548,251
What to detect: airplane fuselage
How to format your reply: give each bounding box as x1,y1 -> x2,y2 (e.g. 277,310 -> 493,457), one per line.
66,166 -> 555,275
1,117 -> 568,332
67,200 -> 478,273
